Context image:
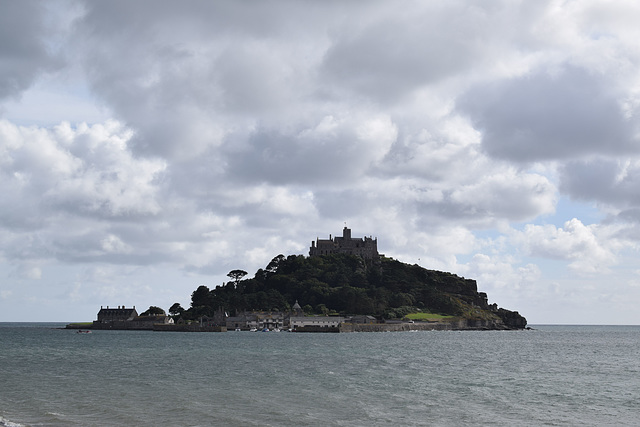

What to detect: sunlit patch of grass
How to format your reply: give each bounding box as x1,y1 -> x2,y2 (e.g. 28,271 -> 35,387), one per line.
405,312 -> 455,321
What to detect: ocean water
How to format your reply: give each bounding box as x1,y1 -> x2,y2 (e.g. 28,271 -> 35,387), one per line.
0,324 -> 638,426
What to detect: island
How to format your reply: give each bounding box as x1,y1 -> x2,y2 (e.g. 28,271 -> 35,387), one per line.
67,227 -> 527,332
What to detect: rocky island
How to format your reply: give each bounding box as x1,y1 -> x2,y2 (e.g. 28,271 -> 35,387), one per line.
167,227 -> 526,331
69,227 -> 527,331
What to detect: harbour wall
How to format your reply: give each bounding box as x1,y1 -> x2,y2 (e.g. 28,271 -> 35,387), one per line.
339,319 -> 511,332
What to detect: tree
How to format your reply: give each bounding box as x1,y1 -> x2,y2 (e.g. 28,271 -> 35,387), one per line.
140,306 -> 165,316
266,254 -> 286,274
315,303 -> 329,315
191,285 -> 211,308
169,302 -> 184,316
227,269 -> 248,286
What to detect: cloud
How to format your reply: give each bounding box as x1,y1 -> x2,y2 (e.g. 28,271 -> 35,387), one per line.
71,1 -> 338,161
320,4 -> 480,103
0,120 -> 166,263
465,253 -> 541,291
10,262 -> 42,280
446,168 -> 556,223
460,66 -> 639,162
560,158 -> 640,209
0,1 -> 64,100
513,218 -> 626,274
227,114 -> 397,186
0,120 -> 165,221
5,1 -> 640,323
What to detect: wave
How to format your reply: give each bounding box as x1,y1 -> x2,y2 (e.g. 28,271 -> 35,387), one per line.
0,416 -> 25,427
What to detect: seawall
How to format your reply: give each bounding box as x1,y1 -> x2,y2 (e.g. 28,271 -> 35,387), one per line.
339,319 -> 515,332
71,321 -> 227,332
153,324 -> 226,332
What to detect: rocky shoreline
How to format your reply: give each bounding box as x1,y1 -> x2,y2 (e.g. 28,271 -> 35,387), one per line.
67,318 -> 526,333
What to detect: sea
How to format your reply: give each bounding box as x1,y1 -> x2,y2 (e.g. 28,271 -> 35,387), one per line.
0,324 -> 638,427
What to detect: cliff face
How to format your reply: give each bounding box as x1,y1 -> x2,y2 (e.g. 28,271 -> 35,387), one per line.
494,308 -> 528,329
185,253 -> 527,329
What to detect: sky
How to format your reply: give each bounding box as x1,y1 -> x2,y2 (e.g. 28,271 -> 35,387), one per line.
1,0 -> 640,324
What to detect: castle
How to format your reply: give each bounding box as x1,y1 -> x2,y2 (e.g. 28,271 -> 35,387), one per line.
309,226 -> 379,259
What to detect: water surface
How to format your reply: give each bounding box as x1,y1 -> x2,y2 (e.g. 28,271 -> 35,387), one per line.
1,324 -> 638,426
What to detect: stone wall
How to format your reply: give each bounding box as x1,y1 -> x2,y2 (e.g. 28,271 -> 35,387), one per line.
153,324 -> 226,332
91,321 -> 226,332
293,326 -> 340,333
338,319 -> 514,332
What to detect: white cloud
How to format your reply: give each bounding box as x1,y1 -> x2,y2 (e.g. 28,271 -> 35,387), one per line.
513,219 -> 626,274
0,120 -> 165,222
464,253 -> 541,292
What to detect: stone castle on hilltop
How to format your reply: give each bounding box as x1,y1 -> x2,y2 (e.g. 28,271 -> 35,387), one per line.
310,226 -> 379,259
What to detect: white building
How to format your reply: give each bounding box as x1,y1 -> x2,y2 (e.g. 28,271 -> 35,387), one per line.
290,316 -> 344,329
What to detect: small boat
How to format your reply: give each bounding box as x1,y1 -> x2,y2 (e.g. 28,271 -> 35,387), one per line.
249,328 -> 257,332
261,328 -> 269,332
77,330 -> 91,334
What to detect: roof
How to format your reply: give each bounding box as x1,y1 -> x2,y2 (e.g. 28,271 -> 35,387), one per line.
290,316 -> 345,322
98,308 -> 137,315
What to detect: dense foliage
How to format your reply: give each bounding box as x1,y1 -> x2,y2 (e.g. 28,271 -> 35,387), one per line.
140,306 -> 166,316
178,254 -> 525,326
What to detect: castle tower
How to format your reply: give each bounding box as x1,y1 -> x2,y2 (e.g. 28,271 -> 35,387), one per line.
343,227 -> 351,240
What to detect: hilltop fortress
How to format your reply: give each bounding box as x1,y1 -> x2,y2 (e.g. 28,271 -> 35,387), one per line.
310,226 -> 379,259
66,226 -> 527,332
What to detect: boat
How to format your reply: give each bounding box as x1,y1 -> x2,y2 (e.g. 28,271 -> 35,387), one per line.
76,330 -> 91,334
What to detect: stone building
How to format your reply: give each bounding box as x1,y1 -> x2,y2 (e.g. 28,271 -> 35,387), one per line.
309,227 -> 378,259
93,306 -> 175,330
96,306 -> 138,322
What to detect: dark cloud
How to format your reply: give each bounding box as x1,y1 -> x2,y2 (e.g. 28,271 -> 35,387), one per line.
320,1 -> 549,104
0,1 -> 63,100
225,117 -> 396,185
560,158 -> 640,208
459,66 -> 639,162
72,0 -> 360,161
320,9 -> 480,103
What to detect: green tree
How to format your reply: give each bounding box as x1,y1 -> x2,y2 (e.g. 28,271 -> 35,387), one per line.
303,304 -> 314,315
315,303 -> 329,315
227,269 -> 248,286
266,254 -> 286,274
140,306 -> 165,316
178,252 -> 526,326
191,285 -> 212,308
169,302 -> 184,316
